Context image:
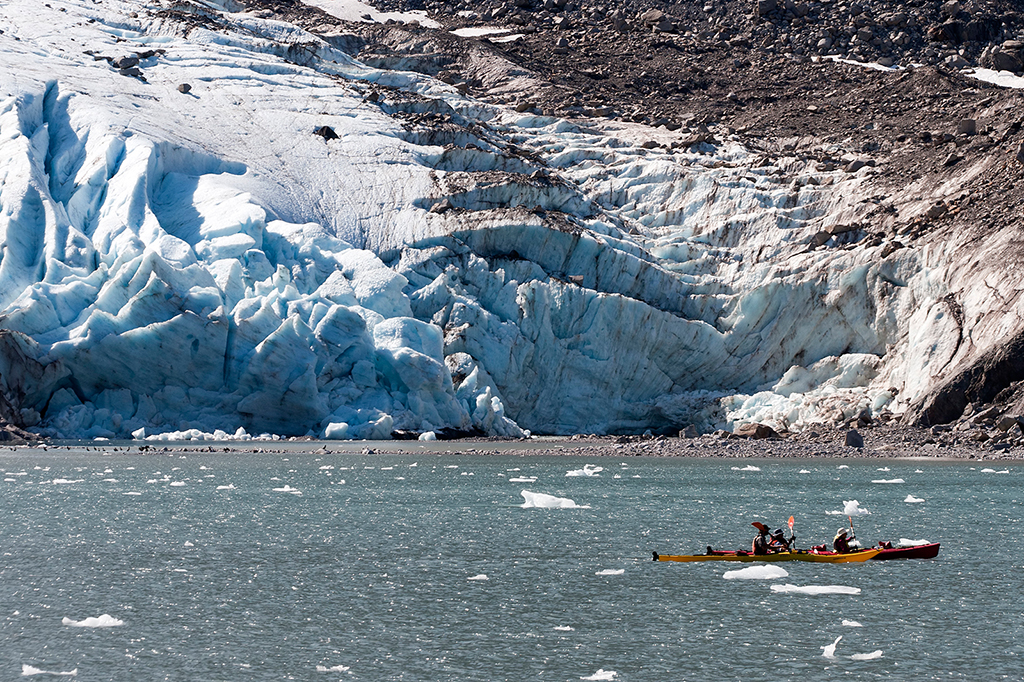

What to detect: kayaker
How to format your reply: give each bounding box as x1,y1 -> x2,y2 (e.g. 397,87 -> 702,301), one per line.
833,527 -> 855,553
769,528 -> 791,552
751,522 -> 771,555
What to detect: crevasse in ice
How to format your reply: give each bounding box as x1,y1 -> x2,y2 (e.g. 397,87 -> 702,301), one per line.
0,0 -> 965,438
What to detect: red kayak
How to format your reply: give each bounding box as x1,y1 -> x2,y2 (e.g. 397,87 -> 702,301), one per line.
870,542 -> 940,560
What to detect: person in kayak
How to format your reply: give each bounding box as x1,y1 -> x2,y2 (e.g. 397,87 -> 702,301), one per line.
769,528 -> 792,552
751,522 -> 771,555
833,527 -> 855,553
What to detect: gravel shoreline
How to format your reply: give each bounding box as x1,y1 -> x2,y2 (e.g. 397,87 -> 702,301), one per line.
2,425 -> 1020,460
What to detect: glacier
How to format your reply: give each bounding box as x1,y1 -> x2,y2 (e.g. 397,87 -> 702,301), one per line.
0,0 -> 1018,440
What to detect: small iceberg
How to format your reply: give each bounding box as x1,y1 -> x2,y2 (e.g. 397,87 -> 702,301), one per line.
850,650 -> 883,661
217,484 -> 236,490
316,664 -> 351,672
723,565 -> 788,580
770,584 -> 861,595
821,635 -> 842,658
21,664 -> 77,676
467,574 -> 488,581
62,614 -> 124,627
554,625 -> 574,631
581,670 -> 617,681
904,494 -> 924,503
272,485 -> 302,495
509,476 -> 537,483
827,500 -> 870,516
595,569 -> 624,576
169,481 -> 186,487
566,464 -> 603,477
730,465 -> 761,472
842,619 -> 863,627
521,490 -> 588,509
871,478 -> 904,484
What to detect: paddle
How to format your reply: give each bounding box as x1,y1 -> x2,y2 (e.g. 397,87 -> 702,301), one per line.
788,515 -> 796,551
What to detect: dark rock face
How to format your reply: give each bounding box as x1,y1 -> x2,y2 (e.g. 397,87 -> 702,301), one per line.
913,329 -> 1024,427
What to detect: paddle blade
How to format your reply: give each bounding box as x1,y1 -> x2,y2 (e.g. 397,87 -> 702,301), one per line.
788,515 -> 795,530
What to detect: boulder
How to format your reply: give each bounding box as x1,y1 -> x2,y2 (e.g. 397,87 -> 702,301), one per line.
927,21 -> 965,43
313,125 -> 339,140
640,9 -> 665,24
1016,142 -> 1024,165
678,424 -> 699,438
956,118 -> 976,136
177,83 -> 192,94
844,429 -> 864,448
756,0 -> 777,16
996,415 -> 1019,432
113,55 -> 140,69
734,423 -> 779,439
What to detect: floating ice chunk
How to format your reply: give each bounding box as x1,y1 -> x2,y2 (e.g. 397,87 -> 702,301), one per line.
50,479 -> 84,485
850,650 -> 883,661
842,620 -> 863,627
273,485 -> 302,495
554,625 -> 574,631
184,541 -> 194,547
876,467 -> 889,471
872,478 -> 904,484
730,465 -> 761,471
799,469 -> 811,474
771,584 -> 861,595
843,500 -> 870,516
904,495 -> 924,503
723,565 -> 788,580
315,664 -> 351,672
838,465 -> 849,469
217,484 -> 236,490
419,431 -> 436,441
581,670 -> 617,681
123,492 -> 142,496
566,464 -> 603,477
509,476 -> 537,483
21,664 -> 77,676
898,538 -> 930,547
62,614 -> 124,627
981,468 -> 1011,474
467,574 -> 488,581
821,635 -> 842,658
595,569 -> 624,576
521,490 -> 588,509
169,481 -> 186,487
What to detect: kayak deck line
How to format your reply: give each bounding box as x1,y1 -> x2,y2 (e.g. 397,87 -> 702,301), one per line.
652,548 -> 882,563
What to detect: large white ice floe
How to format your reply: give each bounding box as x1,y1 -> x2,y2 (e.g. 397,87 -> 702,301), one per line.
520,489 -> 587,509
0,0 -> 1009,439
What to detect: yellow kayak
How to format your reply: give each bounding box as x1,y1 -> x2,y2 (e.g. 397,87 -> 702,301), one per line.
653,548 -> 881,564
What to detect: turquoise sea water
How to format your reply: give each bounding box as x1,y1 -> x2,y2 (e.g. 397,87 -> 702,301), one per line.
1,449 -> 1021,680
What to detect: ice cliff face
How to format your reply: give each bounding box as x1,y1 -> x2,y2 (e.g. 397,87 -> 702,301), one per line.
0,0 -> 1019,440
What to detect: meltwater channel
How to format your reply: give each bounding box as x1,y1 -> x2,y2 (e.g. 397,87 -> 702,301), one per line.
1,448 -> 1021,681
